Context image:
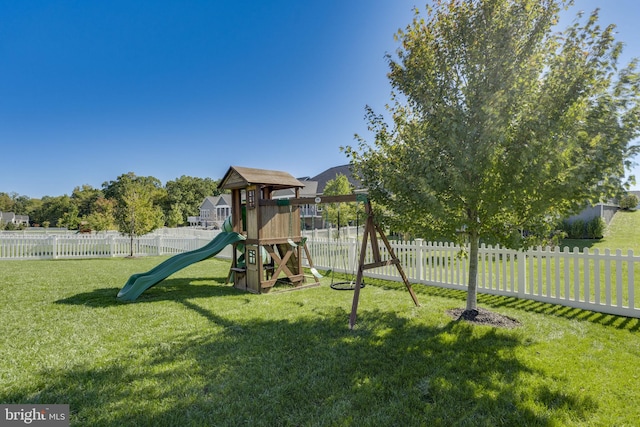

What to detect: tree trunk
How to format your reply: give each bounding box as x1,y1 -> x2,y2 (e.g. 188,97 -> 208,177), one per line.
465,231 -> 479,312
129,212 -> 135,257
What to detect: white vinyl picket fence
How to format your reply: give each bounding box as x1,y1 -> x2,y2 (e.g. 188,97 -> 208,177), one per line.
305,237 -> 640,319
1,231 -> 638,318
0,233 -> 216,260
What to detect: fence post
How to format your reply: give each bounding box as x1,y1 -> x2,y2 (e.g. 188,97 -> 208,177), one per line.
349,237 -> 357,273
156,235 -> 163,256
628,249 -> 635,310
616,249 -> 623,307
583,247 -> 590,303
109,235 -> 116,257
415,238 -> 424,283
517,250 -> 526,298
51,235 -> 58,260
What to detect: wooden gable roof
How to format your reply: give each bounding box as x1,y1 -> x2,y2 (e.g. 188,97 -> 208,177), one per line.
219,166 -> 304,191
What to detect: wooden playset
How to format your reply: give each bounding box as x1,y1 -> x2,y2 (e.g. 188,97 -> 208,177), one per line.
219,166 -> 419,327
219,166 -> 313,293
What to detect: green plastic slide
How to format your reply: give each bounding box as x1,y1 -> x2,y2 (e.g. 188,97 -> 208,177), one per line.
117,231 -> 245,302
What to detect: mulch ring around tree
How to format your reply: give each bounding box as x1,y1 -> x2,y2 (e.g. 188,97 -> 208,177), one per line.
446,307 -> 521,329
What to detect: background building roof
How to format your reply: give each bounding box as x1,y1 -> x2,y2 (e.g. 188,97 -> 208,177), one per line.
311,164 -> 362,194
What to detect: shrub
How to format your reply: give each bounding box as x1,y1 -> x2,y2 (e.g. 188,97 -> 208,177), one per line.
558,219 -> 571,237
569,219 -> 585,239
619,193 -> 639,210
586,216 -> 605,239
560,217 -> 604,240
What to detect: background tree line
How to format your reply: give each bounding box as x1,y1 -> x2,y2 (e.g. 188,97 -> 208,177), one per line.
0,173 -> 224,232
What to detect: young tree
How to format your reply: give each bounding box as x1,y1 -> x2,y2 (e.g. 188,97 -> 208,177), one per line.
619,193 -> 639,210
345,0 -> 640,315
323,174 -> 357,227
166,202 -> 184,228
115,180 -> 164,256
85,197 -> 117,232
103,172 -> 166,208
57,205 -> 80,230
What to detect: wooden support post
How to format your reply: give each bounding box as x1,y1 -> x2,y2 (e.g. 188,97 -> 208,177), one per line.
301,240 -> 322,281
374,221 -> 420,306
349,200 -> 420,329
349,208 -> 371,329
368,216 -> 381,263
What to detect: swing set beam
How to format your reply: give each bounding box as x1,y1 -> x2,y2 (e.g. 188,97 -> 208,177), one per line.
259,194 -> 366,206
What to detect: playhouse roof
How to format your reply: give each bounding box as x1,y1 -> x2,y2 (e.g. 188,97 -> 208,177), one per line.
219,166 -> 304,191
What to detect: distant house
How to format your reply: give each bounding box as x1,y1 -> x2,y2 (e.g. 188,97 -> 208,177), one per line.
566,202 -> 618,225
310,164 -> 363,194
566,190 -> 640,226
187,194 -> 232,228
0,211 -> 29,228
0,212 -> 12,225
273,164 -> 364,229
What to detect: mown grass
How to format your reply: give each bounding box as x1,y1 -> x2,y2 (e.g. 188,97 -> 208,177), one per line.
1,256 -> 639,426
598,209 -> 640,250
561,209 -> 640,251
534,210 -> 640,305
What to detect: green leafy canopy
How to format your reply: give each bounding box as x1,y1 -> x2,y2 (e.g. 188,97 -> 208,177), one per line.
323,174 -> 360,227
345,0 -> 640,250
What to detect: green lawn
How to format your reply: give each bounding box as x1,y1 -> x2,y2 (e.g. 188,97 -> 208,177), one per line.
561,209 -> 640,251
599,209 -> 640,250
1,256 -> 638,426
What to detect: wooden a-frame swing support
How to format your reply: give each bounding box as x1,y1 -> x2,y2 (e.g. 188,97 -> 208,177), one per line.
261,194 -> 419,328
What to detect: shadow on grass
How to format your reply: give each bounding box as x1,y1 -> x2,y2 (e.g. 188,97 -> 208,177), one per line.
409,284 -> 639,332
55,277 -> 242,308
3,308 -> 597,426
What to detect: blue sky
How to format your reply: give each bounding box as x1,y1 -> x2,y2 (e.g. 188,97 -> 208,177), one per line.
2,0 -> 639,198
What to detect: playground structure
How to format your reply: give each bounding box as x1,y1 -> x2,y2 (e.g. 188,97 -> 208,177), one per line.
220,166 -> 419,327
219,166 -> 317,293
117,166 -> 419,328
